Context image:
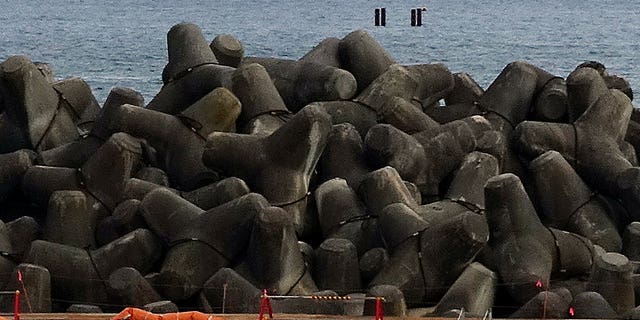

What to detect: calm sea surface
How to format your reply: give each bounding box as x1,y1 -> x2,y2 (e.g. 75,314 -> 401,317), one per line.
1,0 -> 639,105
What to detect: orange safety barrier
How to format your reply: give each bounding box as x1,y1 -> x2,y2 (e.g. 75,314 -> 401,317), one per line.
112,307 -> 226,320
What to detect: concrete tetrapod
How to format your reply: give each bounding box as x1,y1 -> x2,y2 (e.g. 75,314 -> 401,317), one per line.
299,37 -> 341,68
0,55 -> 78,153
515,67 -> 640,217
104,88 -> 240,190
363,285 -> 406,317
370,202 -> 488,305
24,228 -> 162,306
6,216 -> 40,261
586,252 -> 635,315
95,199 -> 145,246
51,77 -> 101,133
134,167 -> 169,187
43,191 -> 96,249
37,86 -> 145,168
23,132 -> 144,218
141,188 -> 269,300
315,178 -> 381,256
231,63 -> 290,135
529,150 -> 622,251
237,206 -> 318,295
241,57 -> 357,112
200,267 -> 261,314
0,149 -> 36,203
148,23 -> 234,114
210,34 -> 244,68
423,102 -> 482,125
0,263 -> 51,313
531,77 -> 568,122
444,72 -> 484,106
484,173 -> 595,304
476,130 -> 508,168
316,124 -> 370,191
123,176 -> 250,211
433,262 -> 496,318
161,22 -> 218,85
203,104 -> 331,235
623,222 -> 640,260
108,267 -> 162,308
377,96 -> 439,135
0,221 -> 16,288
310,101 -> 377,139
570,291 -> 618,319
365,123 -> 476,199
364,124 -> 428,195
418,151 -> 499,225
359,248 -> 389,286
357,166 -> 419,216
569,61 -> 633,120
80,132 -> 144,211
509,289 -> 571,319
354,64 -> 453,122
33,62 -> 55,82
313,238 -> 361,294
477,61 -> 562,174
338,30 -> 396,93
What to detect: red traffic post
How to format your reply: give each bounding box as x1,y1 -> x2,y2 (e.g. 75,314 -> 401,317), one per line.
258,289 -> 273,320
375,297 -> 383,320
16,270 -> 32,313
13,290 -> 20,320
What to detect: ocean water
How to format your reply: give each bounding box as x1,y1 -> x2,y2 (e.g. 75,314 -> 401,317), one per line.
1,0 -> 639,105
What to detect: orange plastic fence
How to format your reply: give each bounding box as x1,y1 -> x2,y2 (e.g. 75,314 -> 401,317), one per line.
112,307 -> 226,320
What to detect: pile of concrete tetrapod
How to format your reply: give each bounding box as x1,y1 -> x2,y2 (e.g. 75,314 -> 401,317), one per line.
0,22 -> 639,319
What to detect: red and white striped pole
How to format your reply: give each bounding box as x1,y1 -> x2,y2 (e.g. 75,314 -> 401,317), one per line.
259,293 -> 385,320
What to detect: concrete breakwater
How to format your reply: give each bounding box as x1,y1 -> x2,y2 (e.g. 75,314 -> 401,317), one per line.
0,22 -> 638,319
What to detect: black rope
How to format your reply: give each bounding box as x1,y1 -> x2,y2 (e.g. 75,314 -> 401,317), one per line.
245,109 -> 293,125
571,231 -> 596,267
284,260 -> 310,296
271,191 -> 311,208
168,237 -> 233,264
444,197 -> 485,215
86,248 -> 110,293
75,168 -> 113,214
564,192 -> 599,229
486,110 -> 516,129
79,130 -> 107,141
33,87 -> 85,150
52,86 -> 81,119
325,214 -> 378,236
175,114 -> 208,141
571,122 -> 580,168
546,227 -> 563,273
416,232 -> 430,301
166,62 -> 219,83
474,101 -> 516,129
33,100 -> 64,150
